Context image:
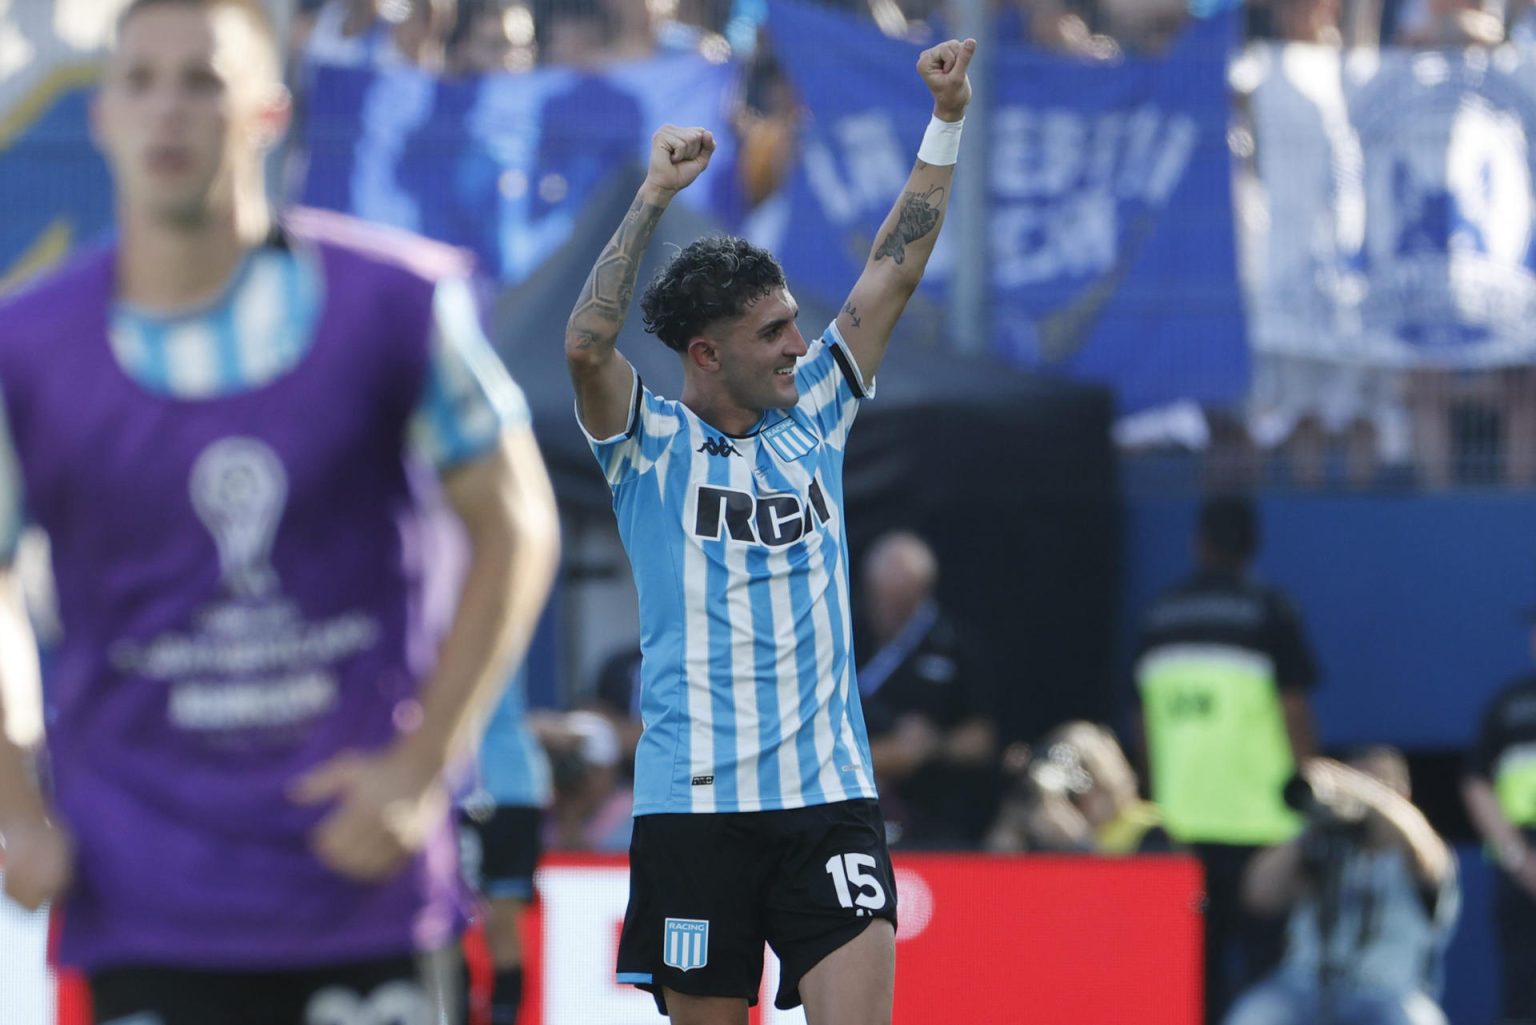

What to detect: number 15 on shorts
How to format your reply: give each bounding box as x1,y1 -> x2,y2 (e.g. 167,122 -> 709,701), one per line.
825,853 -> 887,912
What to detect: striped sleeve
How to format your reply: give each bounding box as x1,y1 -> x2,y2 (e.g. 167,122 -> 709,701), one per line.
581,369 -> 684,487
796,320 -> 872,449
0,388 -> 21,565
408,277 -> 531,472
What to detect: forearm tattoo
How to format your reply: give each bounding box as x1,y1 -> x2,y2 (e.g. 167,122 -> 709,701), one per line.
569,195 -> 665,347
874,184 -> 945,266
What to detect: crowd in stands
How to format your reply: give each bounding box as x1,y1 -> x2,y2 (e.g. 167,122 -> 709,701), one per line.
276,1 -> 1536,498
1231,0 -> 1536,493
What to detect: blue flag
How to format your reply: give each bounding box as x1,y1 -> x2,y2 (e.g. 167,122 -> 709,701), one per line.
299,54 -> 740,283
766,1 -> 1247,412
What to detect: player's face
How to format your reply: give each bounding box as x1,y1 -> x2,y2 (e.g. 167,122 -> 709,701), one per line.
714,287 -> 807,414
95,4 -> 286,226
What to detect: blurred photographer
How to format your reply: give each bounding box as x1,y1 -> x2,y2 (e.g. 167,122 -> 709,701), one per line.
536,709 -> 633,852
1224,749 -> 1458,1025
985,721 -> 1173,855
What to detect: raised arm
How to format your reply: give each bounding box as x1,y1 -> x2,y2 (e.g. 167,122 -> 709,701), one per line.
1313,758 -> 1452,888
837,38 -> 975,381
566,125 -> 715,438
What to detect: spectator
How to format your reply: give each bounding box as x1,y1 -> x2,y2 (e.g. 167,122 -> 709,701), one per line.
997,0 -> 1119,59
1134,495 -> 1321,1024
1401,370 -> 1536,489
296,0 -> 451,69
732,33 -> 800,217
585,643 -> 644,773
1462,620 -> 1536,1025
446,0 -> 535,76
985,721 -> 1173,855
860,531 -> 998,849
1098,0 -> 1190,51
1226,750 -> 1458,1025
664,0 -> 736,47
1388,0 -> 1527,490
1252,0 -> 1382,44
1243,0 -> 1403,492
537,709 -> 633,851
1393,0 -> 1504,43
601,0 -> 666,61
395,0 -> 457,69
1274,0 -> 1345,45
863,0 -> 944,41
533,0 -> 610,66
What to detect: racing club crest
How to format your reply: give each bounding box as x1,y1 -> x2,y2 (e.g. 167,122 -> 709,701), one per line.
663,917 -> 709,972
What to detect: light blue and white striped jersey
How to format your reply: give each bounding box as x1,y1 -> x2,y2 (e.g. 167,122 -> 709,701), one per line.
1284,845 -> 1460,997
0,242 -> 525,563
584,322 -> 878,815
468,664 -> 553,809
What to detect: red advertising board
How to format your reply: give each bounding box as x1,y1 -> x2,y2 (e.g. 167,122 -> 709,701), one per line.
524,853 -> 1203,1025
13,854 -> 1202,1025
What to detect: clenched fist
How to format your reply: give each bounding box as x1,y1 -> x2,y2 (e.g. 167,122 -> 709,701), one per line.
918,38 -> 976,122
645,124 -> 716,196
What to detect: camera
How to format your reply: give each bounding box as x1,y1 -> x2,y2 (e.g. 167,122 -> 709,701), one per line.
1284,774 -> 1368,839
1022,740 -> 1094,800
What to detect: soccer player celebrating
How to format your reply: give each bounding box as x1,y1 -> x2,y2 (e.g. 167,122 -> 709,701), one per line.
564,37 -> 975,1025
0,1 -> 560,1022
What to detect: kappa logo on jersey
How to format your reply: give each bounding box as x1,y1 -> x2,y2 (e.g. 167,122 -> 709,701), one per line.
663,918 -> 710,972
697,436 -> 740,458
693,477 -> 832,547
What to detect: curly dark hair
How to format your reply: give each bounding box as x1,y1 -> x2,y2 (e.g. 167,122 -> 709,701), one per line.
640,236 -> 786,353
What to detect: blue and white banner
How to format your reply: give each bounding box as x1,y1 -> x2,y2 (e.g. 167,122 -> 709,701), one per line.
299,54 -> 740,283
1247,43 -> 1536,367
766,1 -> 1247,412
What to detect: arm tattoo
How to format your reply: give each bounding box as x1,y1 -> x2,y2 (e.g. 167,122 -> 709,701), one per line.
873,184 -> 946,265
841,301 -> 861,328
569,195 -> 665,345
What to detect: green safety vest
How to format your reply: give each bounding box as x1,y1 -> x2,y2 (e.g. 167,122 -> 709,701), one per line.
1495,745 -> 1536,827
1138,643 -> 1302,845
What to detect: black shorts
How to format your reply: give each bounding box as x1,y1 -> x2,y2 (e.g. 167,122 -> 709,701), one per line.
457,804 -> 543,901
616,798 -> 897,1013
90,949 -> 459,1025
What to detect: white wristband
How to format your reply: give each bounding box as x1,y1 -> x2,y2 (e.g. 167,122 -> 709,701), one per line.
917,115 -> 964,166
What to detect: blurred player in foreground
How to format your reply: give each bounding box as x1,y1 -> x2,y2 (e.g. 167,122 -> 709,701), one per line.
563,32 -> 975,1025
0,1 -> 560,1022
